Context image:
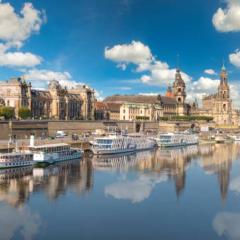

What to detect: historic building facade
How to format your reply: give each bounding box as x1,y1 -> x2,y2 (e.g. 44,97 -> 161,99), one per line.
0,77 -> 95,120
102,69 -> 188,121
194,66 -> 240,126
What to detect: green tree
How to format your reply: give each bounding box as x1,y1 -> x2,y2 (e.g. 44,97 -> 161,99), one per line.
0,107 -> 14,120
18,107 -> 31,119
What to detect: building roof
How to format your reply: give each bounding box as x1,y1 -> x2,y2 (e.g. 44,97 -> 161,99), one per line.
104,94 -> 177,106
95,101 -> 108,110
165,86 -> 174,98
105,102 -> 121,112
202,93 -> 218,100
31,89 -> 52,99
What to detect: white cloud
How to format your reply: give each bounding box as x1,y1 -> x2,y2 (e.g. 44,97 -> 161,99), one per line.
0,2 -> 45,47
204,69 -> 217,75
0,2 -> 45,68
213,212 -> 240,240
105,41 -> 191,87
142,67 -> 191,86
115,86 -> 132,90
229,49 -> 240,67
105,173 -> 167,203
24,69 -> 82,89
230,176 -> 240,193
105,40 -> 153,65
0,205 -> 41,240
0,51 -> 41,67
213,0 -> 240,32
187,77 -> 220,103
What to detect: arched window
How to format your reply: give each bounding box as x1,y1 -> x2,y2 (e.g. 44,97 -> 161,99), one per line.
223,104 -> 226,111
178,97 -> 181,103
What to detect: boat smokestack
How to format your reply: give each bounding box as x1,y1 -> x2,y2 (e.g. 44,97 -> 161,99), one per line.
30,135 -> 35,147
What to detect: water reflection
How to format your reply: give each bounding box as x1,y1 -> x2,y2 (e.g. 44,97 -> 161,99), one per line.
0,205 -> 41,240
213,212 -> 240,240
94,144 -> 240,202
0,159 -> 93,208
0,144 -> 240,239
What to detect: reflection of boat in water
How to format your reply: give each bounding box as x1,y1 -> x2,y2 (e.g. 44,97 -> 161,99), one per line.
33,159 -> 82,179
0,165 -> 33,182
92,150 -> 156,171
155,132 -> 199,148
215,135 -> 226,143
92,152 -> 137,171
91,135 -> 156,155
157,145 -> 199,159
0,159 -> 93,207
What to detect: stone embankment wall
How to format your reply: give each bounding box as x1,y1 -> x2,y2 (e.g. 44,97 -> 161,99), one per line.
0,122 -> 10,139
0,120 -> 219,140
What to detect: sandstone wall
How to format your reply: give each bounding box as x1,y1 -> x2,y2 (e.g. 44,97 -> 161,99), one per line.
0,122 -> 10,140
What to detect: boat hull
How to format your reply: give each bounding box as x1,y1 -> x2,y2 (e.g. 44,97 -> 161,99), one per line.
92,147 -> 136,155
33,151 -> 83,164
156,141 -> 198,148
0,161 -> 34,169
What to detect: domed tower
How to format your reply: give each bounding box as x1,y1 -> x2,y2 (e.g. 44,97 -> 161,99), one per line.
218,64 -> 230,100
173,69 -> 186,104
165,85 -> 174,98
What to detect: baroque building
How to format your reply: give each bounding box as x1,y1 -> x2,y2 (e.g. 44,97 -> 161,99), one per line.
0,77 -> 95,120
102,69 -> 188,120
194,65 -> 240,126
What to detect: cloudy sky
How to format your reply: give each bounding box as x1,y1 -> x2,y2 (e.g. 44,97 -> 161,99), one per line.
1,0 -> 240,105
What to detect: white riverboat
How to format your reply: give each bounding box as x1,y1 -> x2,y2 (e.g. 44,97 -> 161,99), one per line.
28,136 -> 83,164
91,135 -> 156,155
230,135 -> 240,141
155,132 -> 199,148
0,152 -> 34,169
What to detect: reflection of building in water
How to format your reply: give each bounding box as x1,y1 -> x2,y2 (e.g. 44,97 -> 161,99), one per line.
0,159 -> 93,207
93,146 -> 200,198
92,151 -> 156,171
200,144 -> 240,201
33,160 -> 93,200
136,146 -> 200,197
0,166 -> 33,208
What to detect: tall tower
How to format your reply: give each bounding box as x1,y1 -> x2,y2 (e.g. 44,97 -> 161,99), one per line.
173,69 -> 186,115
214,64 -> 232,125
218,64 -> 230,100
173,69 -> 186,104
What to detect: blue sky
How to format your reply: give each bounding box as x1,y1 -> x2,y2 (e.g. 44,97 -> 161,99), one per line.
1,0 -> 240,104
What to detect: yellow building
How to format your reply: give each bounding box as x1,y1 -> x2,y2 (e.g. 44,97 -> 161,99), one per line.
195,65 -> 240,126
0,77 -> 95,120
120,102 -> 163,121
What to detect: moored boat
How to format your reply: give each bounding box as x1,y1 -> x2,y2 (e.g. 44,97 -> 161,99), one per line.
0,152 -> 34,169
91,134 -> 155,155
28,135 -> 83,164
155,132 -> 199,148
215,135 -> 226,143
230,135 -> 240,141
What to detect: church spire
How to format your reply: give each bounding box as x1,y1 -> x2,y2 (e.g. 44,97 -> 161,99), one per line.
221,60 -> 226,72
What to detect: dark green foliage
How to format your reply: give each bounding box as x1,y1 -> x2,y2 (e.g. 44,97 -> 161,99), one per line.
0,107 -> 14,119
18,107 -> 31,119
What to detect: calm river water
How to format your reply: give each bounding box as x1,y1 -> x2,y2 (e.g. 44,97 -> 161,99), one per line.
1,143 -> 240,240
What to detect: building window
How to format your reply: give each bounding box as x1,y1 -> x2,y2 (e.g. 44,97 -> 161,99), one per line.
223,104 -> 226,111
178,88 -> 181,93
